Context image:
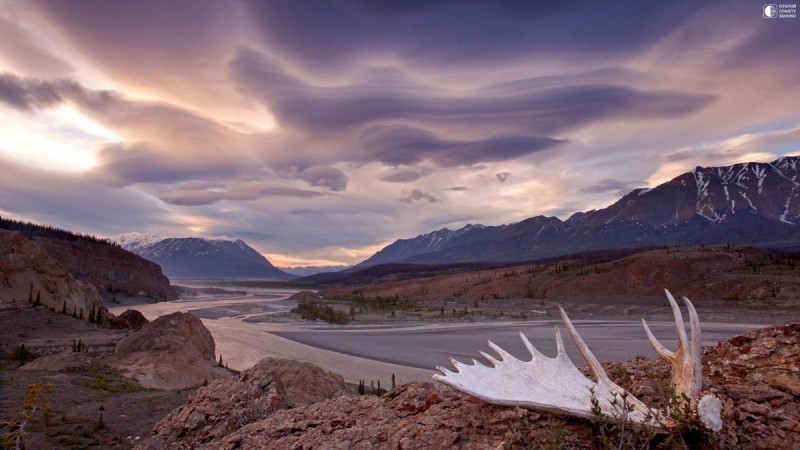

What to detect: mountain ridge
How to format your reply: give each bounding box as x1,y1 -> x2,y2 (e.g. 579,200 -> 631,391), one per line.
356,156 -> 800,267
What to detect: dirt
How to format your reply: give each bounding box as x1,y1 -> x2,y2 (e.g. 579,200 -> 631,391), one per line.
0,304 -> 194,449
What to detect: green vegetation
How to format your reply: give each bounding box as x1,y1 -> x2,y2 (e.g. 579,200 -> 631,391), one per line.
588,389 -> 719,449
8,343 -> 40,367
292,301 -> 351,324
357,379 -> 387,396
82,369 -> 145,393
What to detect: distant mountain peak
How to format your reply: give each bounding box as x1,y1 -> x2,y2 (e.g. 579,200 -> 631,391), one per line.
114,235 -> 294,281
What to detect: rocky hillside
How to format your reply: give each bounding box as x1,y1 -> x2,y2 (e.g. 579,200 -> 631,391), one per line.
323,246 -> 800,308
137,358 -> 353,449
135,322 -> 799,449
356,156 -> 800,267
0,217 -> 175,301
19,311 -> 231,390
0,229 -> 106,322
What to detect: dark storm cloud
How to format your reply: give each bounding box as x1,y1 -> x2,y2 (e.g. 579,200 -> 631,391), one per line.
360,125 -> 563,167
579,178 -> 647,197
381,168 -> 433,183
231,49 -> 716,138
159,181 -> 323,206
0,72 -> 124,113
243,0 -> 700,72
0,72 -> 66,110
278,166 -> 349,191
398,188 -> 440,204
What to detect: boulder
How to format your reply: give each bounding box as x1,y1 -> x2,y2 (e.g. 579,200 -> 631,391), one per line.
110,309 -> 150,330
111,312 -> 230,389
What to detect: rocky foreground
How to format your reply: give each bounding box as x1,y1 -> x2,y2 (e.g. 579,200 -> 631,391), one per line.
137,322 -> 799,450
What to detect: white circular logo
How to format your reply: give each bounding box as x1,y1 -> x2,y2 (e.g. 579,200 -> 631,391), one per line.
764,4 -> 778,18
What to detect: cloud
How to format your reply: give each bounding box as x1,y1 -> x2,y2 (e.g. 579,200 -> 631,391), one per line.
495,172 -> 511,183
579,178 -> 647,197
444,186 -> 468,191
0,16 -> 73,77
158,180 -> 323,206
242,1 -> 700,73
380,168 -> 432,183
0,154 -> 171,235
0,72 -> 67,110
231,49 -> 716,138
0,73 -> 272,187
278,165 -> 348,191
360,125 -> 564,167
398,188 -> 440,204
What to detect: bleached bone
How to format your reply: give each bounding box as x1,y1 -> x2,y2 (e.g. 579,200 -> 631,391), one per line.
433,307 -> 667,427
433,290 -> 723,431
642,289 -> 701,407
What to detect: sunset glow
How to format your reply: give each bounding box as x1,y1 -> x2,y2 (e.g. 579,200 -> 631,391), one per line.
0,1 -> 798,266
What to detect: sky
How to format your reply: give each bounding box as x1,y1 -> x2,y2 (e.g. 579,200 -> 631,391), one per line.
0,1 -> 798,267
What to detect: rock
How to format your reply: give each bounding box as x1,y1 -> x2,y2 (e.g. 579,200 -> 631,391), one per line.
768,373 -> 800,397
140,322 -> 800,450
211,382 -> 540,450
111,312 -> 230,389
136,358 -> 353,450
110,309 -> 150,330
250,357 -> 353,407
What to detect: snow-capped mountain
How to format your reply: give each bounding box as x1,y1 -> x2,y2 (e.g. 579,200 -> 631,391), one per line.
356,156 -> 800,266
114,235 -> 295,280
113,232 -> 163,254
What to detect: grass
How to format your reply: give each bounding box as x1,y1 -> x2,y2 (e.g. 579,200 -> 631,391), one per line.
82,369 -> 145,393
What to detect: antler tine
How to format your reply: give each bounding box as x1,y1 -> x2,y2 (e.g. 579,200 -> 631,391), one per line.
519,331 -> 546,361
683,296 -> 701,359
642,290 -> 703,407
665,289 -> 689,355
642,317 -> 674,360
559,306 -> 611,384
682,296 -> 703,403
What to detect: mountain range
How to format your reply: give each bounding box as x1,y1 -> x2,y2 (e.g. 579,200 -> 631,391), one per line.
115,233 -> 295,281
355,156 -> 800,267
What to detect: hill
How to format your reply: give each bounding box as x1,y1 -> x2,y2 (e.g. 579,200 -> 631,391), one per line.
0,217 -> 175,302
323,245 -> 800,306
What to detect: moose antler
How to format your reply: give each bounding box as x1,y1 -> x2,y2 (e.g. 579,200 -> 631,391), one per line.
433,290 -> 722,431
